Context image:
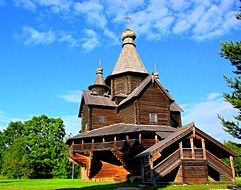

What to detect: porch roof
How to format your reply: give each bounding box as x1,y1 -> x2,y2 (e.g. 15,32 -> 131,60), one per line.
135,122 -> 239,158
67,123 -> 176,142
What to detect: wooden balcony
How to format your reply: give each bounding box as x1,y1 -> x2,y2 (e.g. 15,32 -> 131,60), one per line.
182,148 -> 205,159
71,139 -> 156,153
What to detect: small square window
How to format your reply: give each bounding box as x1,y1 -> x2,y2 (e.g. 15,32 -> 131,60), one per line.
149,113 -> 157,123
98,115 -> 105,123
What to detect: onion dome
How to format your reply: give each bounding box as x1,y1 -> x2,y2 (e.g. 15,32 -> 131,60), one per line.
88,66 -> 109,96
110,28 -> 148,76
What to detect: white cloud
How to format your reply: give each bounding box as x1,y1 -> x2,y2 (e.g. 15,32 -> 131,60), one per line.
17,26 -> 56,45
0,110 -> 26,131
13,0 -> 37,12
58,90 -> 81,103
173,19 -> 190,34
182,93 -> 239,143
74,1 -> 107,29
12,0 -> 241,50
13,0 -> 72,13
58,32 -> 80,47
208,92 -> 221,101
62,115 -> 80,136
81,29 -> 101,52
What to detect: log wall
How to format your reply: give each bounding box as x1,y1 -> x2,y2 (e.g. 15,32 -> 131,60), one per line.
91,107 -> 117,130
139,83 -> 170,125
171,111 -> 182,127
182,160 -> 208,183
81,105 -> 90,132
111,74 -> 145,97
118,102 -> 135,123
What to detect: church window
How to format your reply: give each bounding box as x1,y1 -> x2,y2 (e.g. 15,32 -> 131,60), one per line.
149,113 -> 157,123
98,115 -> 105,123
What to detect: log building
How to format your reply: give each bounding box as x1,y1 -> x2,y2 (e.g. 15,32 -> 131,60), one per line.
67,28 -> 239,184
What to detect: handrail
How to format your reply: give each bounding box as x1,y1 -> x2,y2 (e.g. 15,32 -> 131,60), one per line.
72,139 -> 142,152
206,150 -> 232,180
153,149 -> 180,171
152,149 -> 181,181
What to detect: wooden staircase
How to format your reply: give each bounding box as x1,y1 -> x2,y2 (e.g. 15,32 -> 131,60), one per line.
112,150 -> 141,176
152,149 -> 181,182
206,150 -> 233,182
92,160 -> 129,181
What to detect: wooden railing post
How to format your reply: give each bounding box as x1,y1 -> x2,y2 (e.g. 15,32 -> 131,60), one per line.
150,155 -> 154,184
230,156 -> 236,183
155,135 -> 158,144
82,139 -> 84,150
201,139 -> 206,159
179,141 -> 183,159
126,135 -> 129,146
139,133 -> 142,145
114,136 -> 116,148
190,138 -> 195,159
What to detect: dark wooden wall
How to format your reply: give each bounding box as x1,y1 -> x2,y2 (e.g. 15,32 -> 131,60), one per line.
91,107 -> 117,130
118,102 -> 135,124
111,74 -> 145,98
81,105 -> 90,132
171,111 -> 182,127
138,82 -> 170,125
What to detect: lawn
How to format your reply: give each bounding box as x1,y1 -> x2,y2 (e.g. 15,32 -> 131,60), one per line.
0,178 -> 240,190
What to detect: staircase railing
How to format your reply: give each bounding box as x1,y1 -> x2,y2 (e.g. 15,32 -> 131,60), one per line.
153,149 -> 181,177
206,150 -> 233,181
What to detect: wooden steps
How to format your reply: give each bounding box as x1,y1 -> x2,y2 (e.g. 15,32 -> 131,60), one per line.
112,150 -> 141,175
206,150 -> 233,181
92,160 -> 129,181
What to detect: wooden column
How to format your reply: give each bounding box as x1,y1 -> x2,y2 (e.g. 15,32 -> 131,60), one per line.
155,135 -> 158,143
139,133 -> 142,145
190,138 -> 195,159
82,139 -> 84,150
201,139 -> 206,159
114,136 -> 117,148
92,138 -> 94,149
179,141 -> 183,159
126,135 -> 129,146
102,137 -> 105,149
141,159 -> 145,183
150,155 -> 154,184
230,156 -> 236,183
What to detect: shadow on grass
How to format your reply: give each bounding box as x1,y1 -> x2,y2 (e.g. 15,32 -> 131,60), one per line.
0,180 -> 21,184
56,182 -> 158,190
227,182 -> 241,189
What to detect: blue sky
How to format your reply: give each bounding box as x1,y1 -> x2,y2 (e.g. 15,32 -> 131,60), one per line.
0,0 -> 240,142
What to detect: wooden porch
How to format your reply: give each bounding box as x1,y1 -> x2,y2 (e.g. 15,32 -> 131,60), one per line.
142,147 -> 236,184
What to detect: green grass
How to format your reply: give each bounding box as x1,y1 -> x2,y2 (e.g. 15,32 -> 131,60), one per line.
0,178 -> 240,190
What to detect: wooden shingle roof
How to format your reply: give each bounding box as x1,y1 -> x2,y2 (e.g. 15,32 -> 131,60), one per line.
82,90 -> 117,107
68,123 -> 176,140
135,122 -> 239,158
111,29 -> 148,76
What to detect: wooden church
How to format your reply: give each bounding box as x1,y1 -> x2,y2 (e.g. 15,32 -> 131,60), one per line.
67,27 -> 239,184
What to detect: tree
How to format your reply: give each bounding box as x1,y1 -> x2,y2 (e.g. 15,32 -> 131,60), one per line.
218,4 -> 241,139
223,141 -> 241,176
0,115 -> 72,179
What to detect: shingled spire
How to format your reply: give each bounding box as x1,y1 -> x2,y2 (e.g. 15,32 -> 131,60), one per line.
111,28 -> 148,76
88,66 -> 109,96
105,27 -> 149,100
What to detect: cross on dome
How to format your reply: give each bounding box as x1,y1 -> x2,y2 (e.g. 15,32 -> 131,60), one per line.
125,16 -> 131,29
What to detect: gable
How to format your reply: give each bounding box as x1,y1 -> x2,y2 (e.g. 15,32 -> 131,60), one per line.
79,90 -> 117,118
136,122 -> 239,158
118,74 -> 174,108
